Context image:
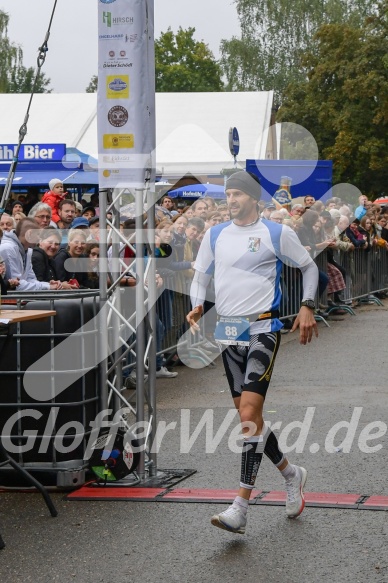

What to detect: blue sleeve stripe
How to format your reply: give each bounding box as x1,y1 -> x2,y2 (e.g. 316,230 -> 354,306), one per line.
263,219 -> 283,313
205,260 -> 215,275
263,218 -> 282,257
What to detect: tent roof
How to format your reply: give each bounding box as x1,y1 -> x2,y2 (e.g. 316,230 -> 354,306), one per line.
0,91 -> 274,175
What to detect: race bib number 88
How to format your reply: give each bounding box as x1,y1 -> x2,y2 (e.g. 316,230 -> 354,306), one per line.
214,317 -> 250,346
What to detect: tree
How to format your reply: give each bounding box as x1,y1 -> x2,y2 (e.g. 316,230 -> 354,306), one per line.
0,10 -> 51,93
0,10 -> 22,92
277,1 -> 388,197
155,27 -> 223,92
8,65 -> 52,94
86,75 -> 98,93
220,0 -> 377,102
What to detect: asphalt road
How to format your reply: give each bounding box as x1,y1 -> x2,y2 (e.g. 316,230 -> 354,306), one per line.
1,301 -> 387,583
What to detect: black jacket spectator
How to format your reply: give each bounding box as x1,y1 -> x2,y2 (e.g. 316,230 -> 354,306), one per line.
53,248 -> 89,287
32,247 -> 58,282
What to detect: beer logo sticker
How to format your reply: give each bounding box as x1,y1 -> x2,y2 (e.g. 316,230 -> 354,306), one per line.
108,105 -> 129,128
106,75 -> 129,99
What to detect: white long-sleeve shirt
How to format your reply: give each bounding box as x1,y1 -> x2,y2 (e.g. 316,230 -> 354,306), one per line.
0,231 -> 50,291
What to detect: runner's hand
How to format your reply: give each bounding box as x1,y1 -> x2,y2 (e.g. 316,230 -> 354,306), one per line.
291,306 -> 318,345
186,305 -> 203,334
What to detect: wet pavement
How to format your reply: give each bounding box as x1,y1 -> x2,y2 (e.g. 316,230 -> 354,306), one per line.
1,301 -> 387,583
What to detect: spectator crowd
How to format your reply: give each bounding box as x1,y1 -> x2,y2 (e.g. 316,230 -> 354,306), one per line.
1,181 -> 388,371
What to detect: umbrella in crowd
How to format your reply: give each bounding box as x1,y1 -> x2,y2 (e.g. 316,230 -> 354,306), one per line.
167,183 -> 226,199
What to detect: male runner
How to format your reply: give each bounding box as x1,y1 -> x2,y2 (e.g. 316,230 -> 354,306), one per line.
186,171 -> 319,534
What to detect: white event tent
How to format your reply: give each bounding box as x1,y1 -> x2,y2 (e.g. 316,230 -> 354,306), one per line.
0,91 -> 275,178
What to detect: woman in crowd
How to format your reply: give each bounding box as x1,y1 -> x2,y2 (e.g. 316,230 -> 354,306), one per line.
298,210 -> 333,256
363,213 -> 387,248
156,214 -> 194,293
155,220 -> 173,255
206,210 -> 222,227
358,215 -> 376,249
32,229 -> 77,289
155,219 -> 176,279
54,228 -> 89,287
297,210 -> 329,301
182,205 -> 194,219
164,214 -> 192,272
376,215 -> 388,244
13,211 -> 26,224
346,219 -> 369,249
84,241 -> 100,289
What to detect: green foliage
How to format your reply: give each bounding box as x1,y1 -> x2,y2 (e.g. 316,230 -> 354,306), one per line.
155,27 -> 223,92
8,65 -> 51,94
86,75 -> 98,93
277,1 -> 388,197
0,10 -> 22,92
0,10 -> 51,93
220,0 -> 377,101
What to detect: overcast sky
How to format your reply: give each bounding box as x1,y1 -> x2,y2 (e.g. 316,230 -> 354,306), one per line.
0,0 -> 239,92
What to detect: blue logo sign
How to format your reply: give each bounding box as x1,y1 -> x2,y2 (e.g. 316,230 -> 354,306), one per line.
0,143 -> 66,162
229,127 -> 240,157
100,0 -> 116,4
109,78 -> 128,92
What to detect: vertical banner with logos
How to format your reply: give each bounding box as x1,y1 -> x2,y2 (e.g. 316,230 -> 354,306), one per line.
97,0 -> 155,188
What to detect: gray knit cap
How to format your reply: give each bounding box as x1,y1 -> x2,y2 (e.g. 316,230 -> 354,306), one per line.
225,171 -> 261,201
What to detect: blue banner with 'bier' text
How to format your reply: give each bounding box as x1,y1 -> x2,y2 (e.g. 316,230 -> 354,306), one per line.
0,144 -> 66,162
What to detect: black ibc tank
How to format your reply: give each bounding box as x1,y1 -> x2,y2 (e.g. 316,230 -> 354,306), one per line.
0,297 -> 101,487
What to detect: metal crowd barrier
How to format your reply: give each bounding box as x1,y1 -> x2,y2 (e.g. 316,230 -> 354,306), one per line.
156,274 -> 217,367
156,245 -> 388,347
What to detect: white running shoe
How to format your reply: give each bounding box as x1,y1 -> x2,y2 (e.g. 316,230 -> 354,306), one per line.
285,465 -> 308,519
156,366 -> 178,378
211,504 -> 247,534
124,371 -> 148,388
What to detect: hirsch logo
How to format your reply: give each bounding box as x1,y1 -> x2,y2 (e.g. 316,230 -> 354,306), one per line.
108,105 -> 129,128
106,75 -> 129,99
102,11 -> 112,27
102,11 -> 134,27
